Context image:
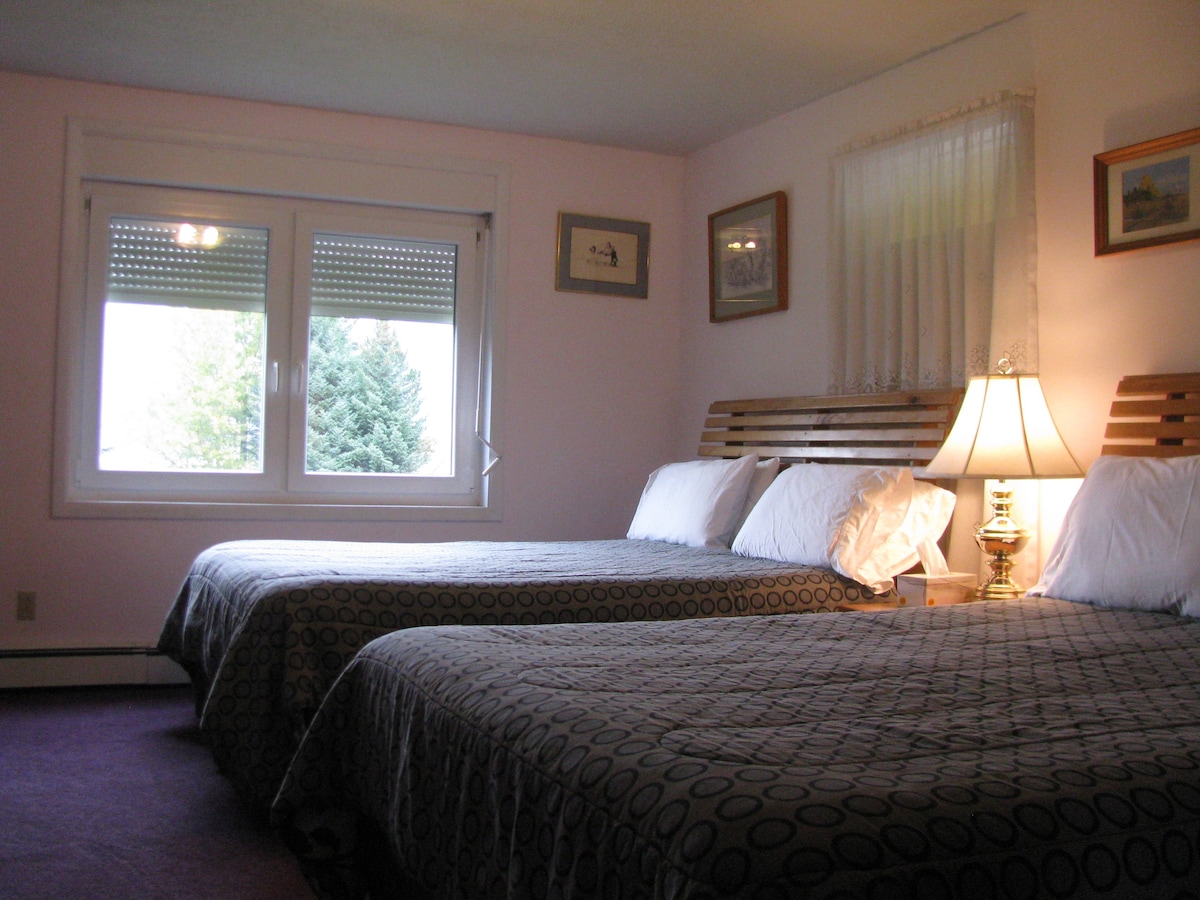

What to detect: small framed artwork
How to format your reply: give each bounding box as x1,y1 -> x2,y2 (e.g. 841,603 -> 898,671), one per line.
709,191 -> 788,323
1094,126 -> 1200,255
556,212 -> 650,298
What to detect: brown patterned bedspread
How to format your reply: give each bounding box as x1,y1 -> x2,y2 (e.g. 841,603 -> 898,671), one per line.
273,597 -> 1200,899
157,538 -> 877,808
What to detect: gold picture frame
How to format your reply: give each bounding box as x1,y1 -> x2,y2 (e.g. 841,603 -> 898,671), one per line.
555,212 -> 650,298
708,191 -> 788,322
1094,126 -> 1200,255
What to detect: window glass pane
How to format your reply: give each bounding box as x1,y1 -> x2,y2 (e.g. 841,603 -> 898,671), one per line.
306,317 -> 453,475
98,218 -> 268,472
305,232 -> 456,476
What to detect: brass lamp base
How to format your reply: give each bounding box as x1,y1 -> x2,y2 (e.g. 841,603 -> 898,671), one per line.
973,484 -> 1029,601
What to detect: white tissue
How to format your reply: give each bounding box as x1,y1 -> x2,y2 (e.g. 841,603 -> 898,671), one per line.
915,538 -> 950,576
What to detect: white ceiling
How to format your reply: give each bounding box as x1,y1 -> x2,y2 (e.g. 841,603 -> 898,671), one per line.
0,0 -> 1030,155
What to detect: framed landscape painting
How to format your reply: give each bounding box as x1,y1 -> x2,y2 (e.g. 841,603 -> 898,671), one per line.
708,191 -> 788,322
1094,126 -> 1200,255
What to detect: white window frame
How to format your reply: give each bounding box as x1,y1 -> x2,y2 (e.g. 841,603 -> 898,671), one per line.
288,208 -> 484,501
53,119 -> 508,521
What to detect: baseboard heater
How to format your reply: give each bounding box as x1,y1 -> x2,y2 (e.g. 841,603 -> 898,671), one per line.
0,647 -> 189,690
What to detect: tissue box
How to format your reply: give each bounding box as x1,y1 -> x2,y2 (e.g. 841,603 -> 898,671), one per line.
896,573 -> 976,607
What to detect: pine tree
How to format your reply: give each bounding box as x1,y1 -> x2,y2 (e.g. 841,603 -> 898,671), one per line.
152,314 -> 431,474
305,318 -> 432,473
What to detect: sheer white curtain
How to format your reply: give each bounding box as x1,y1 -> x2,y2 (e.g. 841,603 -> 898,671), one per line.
831,90 -> 1036,393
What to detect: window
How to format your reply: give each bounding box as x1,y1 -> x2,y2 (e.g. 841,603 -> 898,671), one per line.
830,90 -> 1036,393
55,123 -> 504,519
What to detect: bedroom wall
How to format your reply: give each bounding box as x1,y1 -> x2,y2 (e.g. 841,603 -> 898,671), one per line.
675,0 -> 1200,580
0,72 -> 686,652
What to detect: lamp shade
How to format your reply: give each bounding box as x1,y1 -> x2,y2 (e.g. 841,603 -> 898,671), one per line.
924,373 -> 1083,479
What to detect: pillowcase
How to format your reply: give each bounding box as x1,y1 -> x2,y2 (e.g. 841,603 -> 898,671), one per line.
1028,454 -> 1200,617
731,463 -> 914,591
626,455 -> 759,549
731,457 -> 781,536
864,479 -> 958,581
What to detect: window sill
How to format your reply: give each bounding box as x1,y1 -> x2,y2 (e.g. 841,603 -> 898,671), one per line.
51,497 -> 501,523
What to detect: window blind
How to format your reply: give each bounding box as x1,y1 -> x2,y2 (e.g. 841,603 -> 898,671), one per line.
311,233 -> 456,324
106,222 -> 458,324
106,219 -> 269,312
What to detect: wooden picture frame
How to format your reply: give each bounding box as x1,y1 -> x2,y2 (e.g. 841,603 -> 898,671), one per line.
555,212 -> 650,298
1094,126 -> 1200,255
708,191 -> 788,322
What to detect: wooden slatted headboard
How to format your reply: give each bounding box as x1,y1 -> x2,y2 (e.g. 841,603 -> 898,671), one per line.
1102,372 -> 1200,457
698,389 -> 964,475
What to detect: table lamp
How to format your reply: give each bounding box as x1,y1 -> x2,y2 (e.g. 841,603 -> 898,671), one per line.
924,361 -> 1083,600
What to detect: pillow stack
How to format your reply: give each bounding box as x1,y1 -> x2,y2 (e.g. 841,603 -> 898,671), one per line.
731,464 -> 953,592
627,456 -> 956,593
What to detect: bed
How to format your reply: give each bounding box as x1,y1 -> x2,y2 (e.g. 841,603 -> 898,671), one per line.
271,373 -> 1200,899
157,389 -> 964,809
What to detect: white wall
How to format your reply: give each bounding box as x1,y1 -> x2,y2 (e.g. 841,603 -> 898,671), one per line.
678,0 -> 1200,578
0,73 -> 685,650
677,17 -> 1036,442
1032,0 -> 1200,458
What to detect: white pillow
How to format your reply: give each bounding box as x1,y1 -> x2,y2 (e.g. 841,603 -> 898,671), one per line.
1029,454 -> 1200,617
626,455 -> 759,549
731,463 -> 914,591
732,457 -> 781,536
864,480 -> 957,581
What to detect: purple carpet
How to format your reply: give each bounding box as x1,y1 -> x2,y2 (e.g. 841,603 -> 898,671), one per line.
0,685 -> 315,900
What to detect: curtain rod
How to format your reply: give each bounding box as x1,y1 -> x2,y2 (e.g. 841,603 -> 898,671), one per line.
836,88 -> 1035,157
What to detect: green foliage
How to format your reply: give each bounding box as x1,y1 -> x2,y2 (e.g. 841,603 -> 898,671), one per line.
305,317 -> 432,474
151,312 -> 430,475
1124,174 -> 1164,203
153,309 -> 263,471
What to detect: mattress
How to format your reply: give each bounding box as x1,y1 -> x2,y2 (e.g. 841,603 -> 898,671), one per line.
274,596 -> 1200,899
157,538 -> 877,807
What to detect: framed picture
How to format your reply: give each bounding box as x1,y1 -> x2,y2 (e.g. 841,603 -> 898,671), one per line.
556,213 -> 650,298
1094,126 -> 1200,255
709,191 -> 788,322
